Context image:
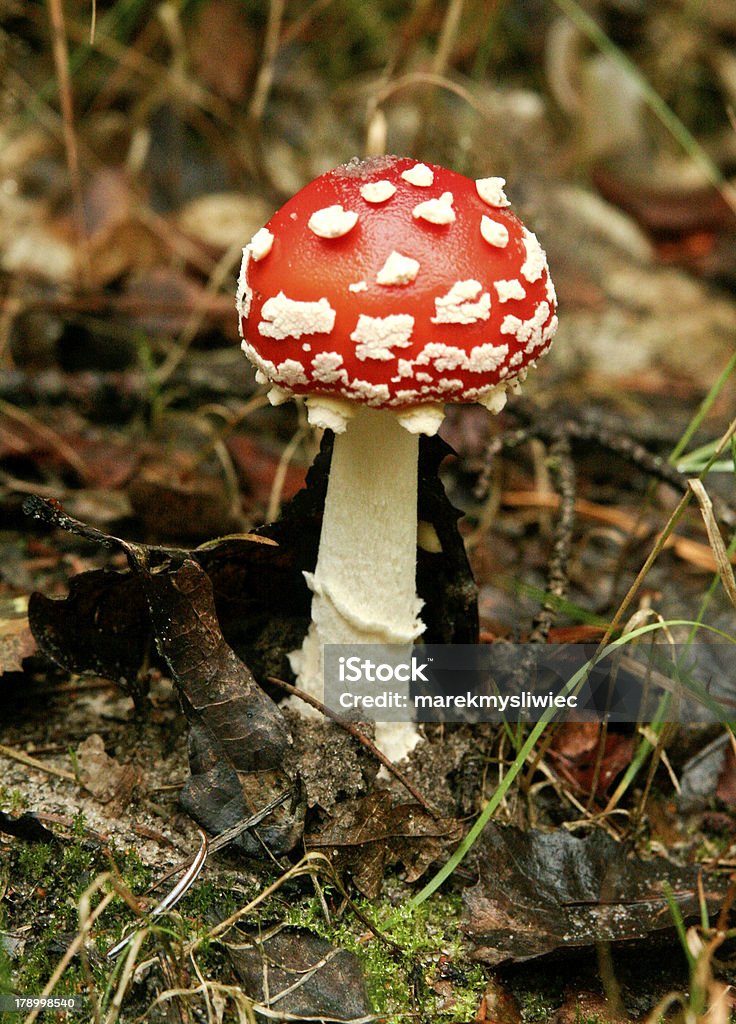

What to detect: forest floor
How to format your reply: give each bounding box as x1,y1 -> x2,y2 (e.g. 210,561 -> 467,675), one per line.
2,1 -> 736,1021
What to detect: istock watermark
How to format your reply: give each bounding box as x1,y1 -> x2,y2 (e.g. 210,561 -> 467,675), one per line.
337,655 -> 431,683
323,642 -> 736,724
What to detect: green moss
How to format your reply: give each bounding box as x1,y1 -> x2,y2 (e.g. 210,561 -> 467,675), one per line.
17,841 -> 54,881
0,946 -> 14,996
346,894 -> 486,1022
6,831 -> 162,1006
279,886 -> 486,1022
111,844 -> 152,894
0,789 -> 29,812
177,878 -> 243,924
520,989 -> 560,1022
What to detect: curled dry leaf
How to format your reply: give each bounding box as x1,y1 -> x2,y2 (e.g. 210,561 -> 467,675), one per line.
28,568 -> 152,686
25,496 -> 303,857
119,555 -> 304,857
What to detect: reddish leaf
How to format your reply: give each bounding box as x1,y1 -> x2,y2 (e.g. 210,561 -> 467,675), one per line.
549,724 -> 635,797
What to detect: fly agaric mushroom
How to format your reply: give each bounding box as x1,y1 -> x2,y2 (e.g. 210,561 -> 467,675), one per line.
237,156 -> 557,760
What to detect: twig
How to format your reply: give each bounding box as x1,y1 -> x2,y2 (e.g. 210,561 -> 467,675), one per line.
474,426 -> 532,499
206,789 -> 293,855
431,0 -> 465,76
246,0 -> 286,188
0,742 -> 76,782
22,493 -> 276,556
266,424 -> 307,524
248,0 -> 286,123
2,399 -> 89,481
46,0 -> 90,287
267,676 -> 438,817
478,415 -> 692,503
688,479 -> 736,609
476,406 -> 736,636
603,416 -> 736,645
529,433 -> 576,642
104,792 -> 293,966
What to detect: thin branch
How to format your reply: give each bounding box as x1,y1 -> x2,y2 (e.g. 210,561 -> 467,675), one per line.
529,433 -> 576,642
249,0 -> 286,123
46,0 -> 90,286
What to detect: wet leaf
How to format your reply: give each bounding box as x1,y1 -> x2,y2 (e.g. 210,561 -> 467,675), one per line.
224,925 -> 374,1023
463,823 -> 723,966
305,791 -> 462,898
678,733 -> 731,813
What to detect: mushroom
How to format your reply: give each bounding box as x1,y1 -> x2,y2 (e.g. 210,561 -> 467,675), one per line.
237,156 -> 557,760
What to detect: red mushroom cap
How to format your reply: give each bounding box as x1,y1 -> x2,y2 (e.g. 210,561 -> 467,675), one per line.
237,156 -> 557,412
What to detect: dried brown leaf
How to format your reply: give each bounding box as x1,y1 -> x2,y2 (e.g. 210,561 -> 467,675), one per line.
76,733 -> 139,812
306,791 -> 462,897
0,598 -> 36,674
225,926 -> 373,1023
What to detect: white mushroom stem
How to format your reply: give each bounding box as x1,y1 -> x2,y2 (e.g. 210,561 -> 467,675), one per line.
309,407 -> 423,645
289,406 -> 425,761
